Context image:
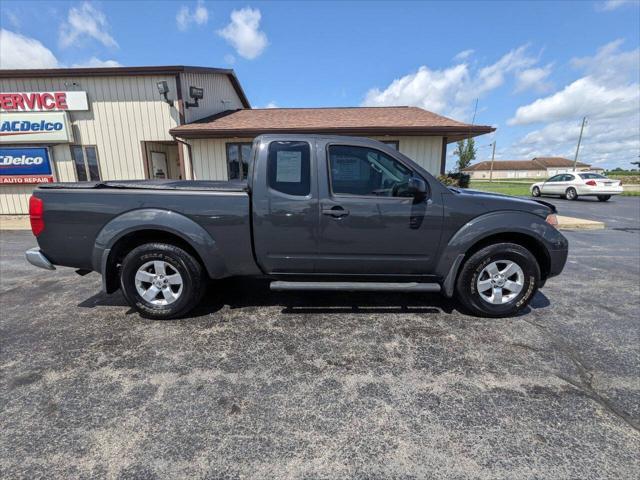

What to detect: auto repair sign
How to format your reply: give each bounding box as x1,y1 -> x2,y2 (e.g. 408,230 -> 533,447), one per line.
0,91 -> 89,112
0,112 -> 73,143
0,147 -> 54,184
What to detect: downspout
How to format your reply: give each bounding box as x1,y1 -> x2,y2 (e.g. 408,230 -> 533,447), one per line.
174,74 -> 192,179
172,135 -> 195,180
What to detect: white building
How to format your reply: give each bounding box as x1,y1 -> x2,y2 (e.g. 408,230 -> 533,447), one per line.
462,157 -> 603,180
1,65 -> 493,214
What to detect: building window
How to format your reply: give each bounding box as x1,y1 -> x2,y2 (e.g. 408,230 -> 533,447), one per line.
267,141 -> 311,196
226,142 -> 253,180
71,145 -> 101,181
381,140 -> 399,150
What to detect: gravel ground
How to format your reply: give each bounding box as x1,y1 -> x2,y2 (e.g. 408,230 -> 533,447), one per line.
1,197 -> 638,479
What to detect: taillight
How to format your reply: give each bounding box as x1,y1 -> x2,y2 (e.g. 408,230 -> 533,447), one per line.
546,213 -> 558,228
586,180 -> 597,186
29,196 -> 44,236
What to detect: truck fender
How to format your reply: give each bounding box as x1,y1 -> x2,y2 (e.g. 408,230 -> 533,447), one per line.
92,209 -> 228,290
436,211 -> 562,297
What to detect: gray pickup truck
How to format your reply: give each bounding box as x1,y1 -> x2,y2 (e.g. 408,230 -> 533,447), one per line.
26,134 -> 568,319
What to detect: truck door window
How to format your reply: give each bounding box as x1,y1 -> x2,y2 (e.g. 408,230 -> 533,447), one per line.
267,141 -> 311,196
328,145 -> 413,197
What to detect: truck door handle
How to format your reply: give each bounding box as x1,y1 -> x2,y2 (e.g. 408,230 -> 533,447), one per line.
322,205 -> 350,218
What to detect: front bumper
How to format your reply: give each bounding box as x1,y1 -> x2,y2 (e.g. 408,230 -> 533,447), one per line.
25,248 -> 56,270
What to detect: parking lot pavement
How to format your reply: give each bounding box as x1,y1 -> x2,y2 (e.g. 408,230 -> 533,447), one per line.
531,195 -> 640,229
1,225 -> 639,479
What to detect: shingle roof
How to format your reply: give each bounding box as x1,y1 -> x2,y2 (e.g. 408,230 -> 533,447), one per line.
169,106 -> 494,140
463,157 -> 591,171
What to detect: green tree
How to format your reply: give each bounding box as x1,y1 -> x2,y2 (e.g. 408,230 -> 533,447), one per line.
453,138 -> 477,171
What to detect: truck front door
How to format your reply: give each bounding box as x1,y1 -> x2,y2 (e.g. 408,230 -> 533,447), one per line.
251,139 -> 319,273
314,141 -> 444,275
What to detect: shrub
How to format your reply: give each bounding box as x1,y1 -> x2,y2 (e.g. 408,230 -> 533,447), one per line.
438,172 -> 471,188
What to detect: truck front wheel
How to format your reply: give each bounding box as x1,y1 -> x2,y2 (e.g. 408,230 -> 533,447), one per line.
120,242 -> 206,320
455,243 -> 540,318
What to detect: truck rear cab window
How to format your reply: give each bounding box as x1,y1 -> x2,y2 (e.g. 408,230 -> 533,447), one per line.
71,145 -> 101,181
267,141 -> 311,196
328,144 -> 413,197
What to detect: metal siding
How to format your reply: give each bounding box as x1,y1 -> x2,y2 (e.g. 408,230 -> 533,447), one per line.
187,138 -> 253,180
0,74 -> 182,213
370,136 -> 443,174
180,73 -> 244,123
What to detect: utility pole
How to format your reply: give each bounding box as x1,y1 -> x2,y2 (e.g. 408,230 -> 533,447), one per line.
489,141 -> 496,183
573,116 -> 587,171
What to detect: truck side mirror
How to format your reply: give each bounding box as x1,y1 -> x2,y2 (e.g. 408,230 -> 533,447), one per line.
407,176 -> 428,197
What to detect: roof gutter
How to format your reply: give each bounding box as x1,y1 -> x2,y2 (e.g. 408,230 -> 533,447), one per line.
169,125 -> 495,139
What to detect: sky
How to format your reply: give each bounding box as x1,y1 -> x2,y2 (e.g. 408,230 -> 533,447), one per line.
0,0 -> 638,171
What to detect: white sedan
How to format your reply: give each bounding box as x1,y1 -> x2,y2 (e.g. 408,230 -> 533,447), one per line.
531,172 -> 623,201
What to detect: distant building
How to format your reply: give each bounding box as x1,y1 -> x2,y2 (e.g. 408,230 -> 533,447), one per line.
462,157 -> 603,179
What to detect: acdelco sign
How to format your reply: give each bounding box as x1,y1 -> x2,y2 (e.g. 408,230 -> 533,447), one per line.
0,91 -> 89,112
0,112 -> 73,143
0,147 -> 54,184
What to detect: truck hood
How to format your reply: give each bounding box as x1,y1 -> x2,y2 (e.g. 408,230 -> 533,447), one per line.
449,187 -> 556,218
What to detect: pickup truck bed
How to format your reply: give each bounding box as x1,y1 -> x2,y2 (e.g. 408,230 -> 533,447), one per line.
33,181 -> 260,281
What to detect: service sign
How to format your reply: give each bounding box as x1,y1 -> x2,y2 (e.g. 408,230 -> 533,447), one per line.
0,91 -> 89,112
0,147 -> 54,184
0,112 -> 73,144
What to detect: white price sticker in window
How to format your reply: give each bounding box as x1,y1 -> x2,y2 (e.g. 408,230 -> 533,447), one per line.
276,151 -> 302,183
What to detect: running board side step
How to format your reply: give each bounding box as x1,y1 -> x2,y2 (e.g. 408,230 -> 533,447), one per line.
270,281 -> 441,293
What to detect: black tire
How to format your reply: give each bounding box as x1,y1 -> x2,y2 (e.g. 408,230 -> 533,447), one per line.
120,242 -> 206,320
597,195 -> 611,202
532,186 -> 541,197
565,187 -> 578,200
455,243 -> 540,318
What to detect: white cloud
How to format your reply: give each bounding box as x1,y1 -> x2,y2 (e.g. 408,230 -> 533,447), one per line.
0,29 -> 120,70
263,101 -> 278,108
509,77 -> 638,125
5,11 -> 20,29
362,45 -> 538,121
176,0 -> 209,31
515,64 -> 553,93
509,41 -> 639,125
0,29 -> 59,69
59,2 -> 118,48
506,41 -> 639,169
72,57 -> 122,68
598,0 -> 635,11
454,49 -> 474,61
217,7 -> 268,60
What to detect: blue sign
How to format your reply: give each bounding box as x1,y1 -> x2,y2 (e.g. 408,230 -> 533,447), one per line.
0,147 -> 52,176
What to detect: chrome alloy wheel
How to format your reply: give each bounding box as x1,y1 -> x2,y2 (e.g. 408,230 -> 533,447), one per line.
476,260 -> 524,305
134,260 -> 183,306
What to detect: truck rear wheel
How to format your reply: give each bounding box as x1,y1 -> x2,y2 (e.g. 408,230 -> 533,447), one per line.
120,242 -> 206,319
455,243 -> 540,318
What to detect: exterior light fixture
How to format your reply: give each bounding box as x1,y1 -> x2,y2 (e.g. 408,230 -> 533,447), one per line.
156,81 -> 172,105
185,86 -> 204,109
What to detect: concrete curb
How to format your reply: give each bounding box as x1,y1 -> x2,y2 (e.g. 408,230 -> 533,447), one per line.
0,215 -> 30,230
556,215 -> 605,230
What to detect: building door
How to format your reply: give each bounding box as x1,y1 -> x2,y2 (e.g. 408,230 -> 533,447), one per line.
144,142 -> 181,179
150,152 -> 168,179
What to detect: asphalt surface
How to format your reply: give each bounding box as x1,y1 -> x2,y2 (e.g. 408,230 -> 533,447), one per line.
1,197 -> 639,479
